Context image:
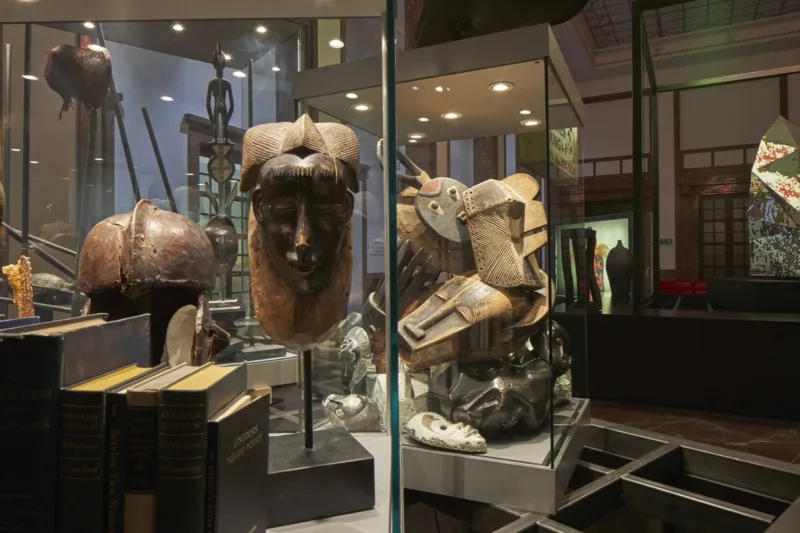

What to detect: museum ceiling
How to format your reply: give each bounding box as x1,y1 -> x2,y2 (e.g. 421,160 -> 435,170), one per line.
43,19 -> 305,70
582,0 -> 800,49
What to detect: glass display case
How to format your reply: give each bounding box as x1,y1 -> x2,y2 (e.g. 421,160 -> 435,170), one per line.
294,23 -> 590,515
0,1 -> 400,531
586,0 -> 800,434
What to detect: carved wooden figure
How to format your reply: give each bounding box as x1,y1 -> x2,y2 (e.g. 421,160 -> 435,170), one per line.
240,114 -> 360,350
397,172 -> 552,371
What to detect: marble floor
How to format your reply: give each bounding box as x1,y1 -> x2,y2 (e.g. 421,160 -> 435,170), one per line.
592,401 -> 800,465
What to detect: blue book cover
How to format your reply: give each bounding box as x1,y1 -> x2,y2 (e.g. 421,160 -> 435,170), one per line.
0,316 -> 39,330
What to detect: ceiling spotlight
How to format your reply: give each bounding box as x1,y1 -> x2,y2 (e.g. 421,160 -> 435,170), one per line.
94,157 -> 103,161
409,139 -> 418,143
233,71 -> 247,78
30,161 -> 38,164
418,117 -> 429,122
329,39 -> 345,49
272,66 -> 281,72
409,133 -> 426,140
256,25 -> 268,34
11,148 -> 19,152
435,86 -> 450,93
187,173 -> 194,176
441,112 -> 462,120
21,74 -> 38,81
160,96 -> 174,102
520,109 -> 532,115
521,119 -> 541,127
412,86 -> 419,91
346,93 -> 358,99
83,21 -> 95,29
352,104 -> 372,112
172,22 -> 184,32
490,82 -> 514,92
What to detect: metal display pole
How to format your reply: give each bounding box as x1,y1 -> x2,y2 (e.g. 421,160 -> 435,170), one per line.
21,24 -> 31,258
4,224 -> 75,278
141,107 -> 177,212
2,223 -> 77,257
71,110 -> 96,315
247,58 -> 254,128
302,349 -> 313,449
96,23 -> 140,202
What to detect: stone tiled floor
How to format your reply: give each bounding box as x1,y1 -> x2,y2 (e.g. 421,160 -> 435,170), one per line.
593,401 -> 800,464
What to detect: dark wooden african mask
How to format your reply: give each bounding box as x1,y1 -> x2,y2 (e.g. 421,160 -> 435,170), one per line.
240,114 -> 360,351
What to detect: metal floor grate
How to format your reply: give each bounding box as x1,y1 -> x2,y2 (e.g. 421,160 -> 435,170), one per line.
492,421 -> 800,532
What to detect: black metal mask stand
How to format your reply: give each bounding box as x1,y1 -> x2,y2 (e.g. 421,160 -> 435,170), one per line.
303,349 -> 313,448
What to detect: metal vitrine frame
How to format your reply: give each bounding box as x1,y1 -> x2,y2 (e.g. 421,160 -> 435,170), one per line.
0,1 -> 402,531
421,421 -> 800,532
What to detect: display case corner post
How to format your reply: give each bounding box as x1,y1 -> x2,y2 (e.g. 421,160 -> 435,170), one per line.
1,41 -> 11,308
632,3 -> 644,314
380,5 -> 403,533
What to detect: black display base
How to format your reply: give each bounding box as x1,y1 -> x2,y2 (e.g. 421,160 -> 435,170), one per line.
265,428 -> 375,528
707,277 -> 800,314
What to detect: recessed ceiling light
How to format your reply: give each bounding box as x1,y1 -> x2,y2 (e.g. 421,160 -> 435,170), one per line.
352,104 -> 372,112
412,86 -> 419,91
490,82 -> 514,92
94,157 -> 103,161
11,148 -> 19,152
30,161 -> 38,164
272,66 -> 281,72
329,39 -> 345,49
520,109 -> 532,115
21,74 -> 37,81
161,96 -> 174,102
409,139 -> 418,143
435,86 -> 450,93
83,22 -> 95,29
409,133 -> 426,140
346,93 -> 358,99
418,117 -> 429,122
441,112 -> 462,120
224,53 -> 232,61
521,119 -> 541,127
87,44 -> 106,52
256,25 -> 268,34
172,22 -> 184,32
233,71 -> 247,78
187,173 -> 194,176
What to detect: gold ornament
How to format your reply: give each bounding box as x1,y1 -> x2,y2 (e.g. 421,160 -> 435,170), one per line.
3,256 -> 34,318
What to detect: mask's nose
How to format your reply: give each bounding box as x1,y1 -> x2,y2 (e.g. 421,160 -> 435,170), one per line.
292,200 -> 313,262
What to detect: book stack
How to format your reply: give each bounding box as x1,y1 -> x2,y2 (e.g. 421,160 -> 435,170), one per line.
0,314 -> 271,533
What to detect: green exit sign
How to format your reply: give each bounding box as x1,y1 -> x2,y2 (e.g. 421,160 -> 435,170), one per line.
659,238 -> 673,245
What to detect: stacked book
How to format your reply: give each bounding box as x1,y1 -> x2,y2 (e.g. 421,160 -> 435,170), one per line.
0,314 -> 270,533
